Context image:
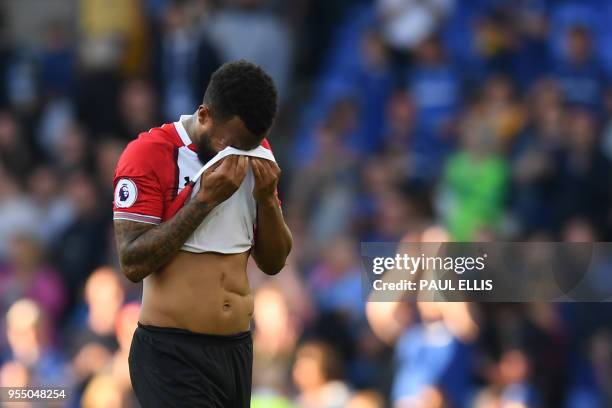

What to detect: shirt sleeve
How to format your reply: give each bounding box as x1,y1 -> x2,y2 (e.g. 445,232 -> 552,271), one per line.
113,140 -> 164,225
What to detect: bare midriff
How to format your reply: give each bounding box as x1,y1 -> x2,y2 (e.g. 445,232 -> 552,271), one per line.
139,250 -> 253,335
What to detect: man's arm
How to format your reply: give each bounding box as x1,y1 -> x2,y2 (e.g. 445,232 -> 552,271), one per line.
114,198 -> 215,282
114,155 -> 249,282
251,159 -> 292,275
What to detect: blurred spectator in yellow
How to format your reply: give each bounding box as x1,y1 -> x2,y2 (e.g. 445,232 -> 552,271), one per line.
78,0 -> 146,75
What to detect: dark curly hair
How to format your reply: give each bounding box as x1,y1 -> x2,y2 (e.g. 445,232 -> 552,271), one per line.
203,60 -> 278,138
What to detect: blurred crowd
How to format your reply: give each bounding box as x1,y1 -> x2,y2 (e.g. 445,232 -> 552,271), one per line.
1,0 -> 612,407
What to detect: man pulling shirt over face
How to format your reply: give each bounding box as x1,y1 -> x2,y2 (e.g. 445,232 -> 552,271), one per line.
112,60 -> 292,408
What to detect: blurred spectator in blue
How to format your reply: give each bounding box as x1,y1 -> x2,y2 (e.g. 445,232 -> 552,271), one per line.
292,28 -> 393,162
39,21 -> 76,99
553,25 -> 609,111
53,171 -> 110,311
207,0 -> 292,99
288,102 -> 359,256
153,0 -> 220,121
392,302 -> 477,408
3,299 -> 69,386
116,78 -> 159,140
67,267 -> 124,359
307,237 -> 363,322
0,234 -> 65,323
0,111 -> 33,177
353,30 -> 395,153
365,189 -> 414,242
407,34 -> 460,177
497,349 -> 542,407
50,123 -> 93,176
510,79 -> 564,234
292,340 -> 352,408
27,166 -> 75,244
554,108 -> 611,230
471,348 -> 542,408
0,166 -> 40,258
94,138 -> 125,196
470,4 -> 549,89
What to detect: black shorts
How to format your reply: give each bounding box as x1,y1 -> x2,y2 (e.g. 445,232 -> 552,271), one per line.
129,323 -> 253,408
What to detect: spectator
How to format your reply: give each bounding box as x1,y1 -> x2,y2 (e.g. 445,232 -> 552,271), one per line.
0,166 -> 41,257
438,107 -> 509,240
53,171 -> 110,309
207,0 -> 292,98
4,299 -> 68,386
27,165 -> 75,244
555,108 -> 611,230
153,0 -> 220,120
292,340 -> 352,408
553,25 -> 608,110
67,267 -> 125,357
346,390 -> 385,408
407,34 -> 461,175
0,111 -> 33,178
376,0 -> 455,56
252,284 -> 299,395
0,234 -> 66,322
392,302 -> 477,408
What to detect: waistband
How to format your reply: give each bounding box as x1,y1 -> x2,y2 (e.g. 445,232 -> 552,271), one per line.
137,322 -> 251,346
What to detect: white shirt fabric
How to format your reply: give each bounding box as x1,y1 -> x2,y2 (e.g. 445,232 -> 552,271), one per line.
181,144 -> 276,254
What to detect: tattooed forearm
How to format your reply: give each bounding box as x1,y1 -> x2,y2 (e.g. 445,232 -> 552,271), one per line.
114,199 -> 213,282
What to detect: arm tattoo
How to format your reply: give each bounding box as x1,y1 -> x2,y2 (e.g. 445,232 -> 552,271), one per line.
114,199 -> 213,282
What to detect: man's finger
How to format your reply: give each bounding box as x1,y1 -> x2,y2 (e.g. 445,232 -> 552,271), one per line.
217,155 -> 236,174
235,156 -> 248,179
258,160 -> 278,179
252,158 -> 263,182
205,157 -> 226,175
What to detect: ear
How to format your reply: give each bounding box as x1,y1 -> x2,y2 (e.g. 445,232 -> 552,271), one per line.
197,105 -> 212,126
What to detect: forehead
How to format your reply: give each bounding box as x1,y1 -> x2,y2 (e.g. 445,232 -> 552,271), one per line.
215,116 -> 260,149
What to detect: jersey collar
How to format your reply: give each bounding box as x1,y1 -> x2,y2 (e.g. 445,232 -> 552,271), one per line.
174,115 -> 193,146
174,115 -> 196,150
